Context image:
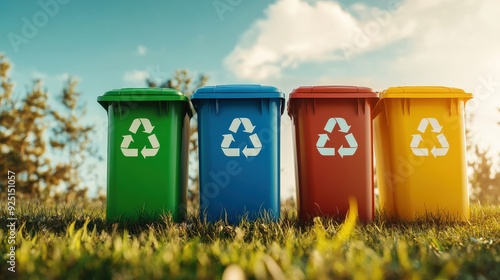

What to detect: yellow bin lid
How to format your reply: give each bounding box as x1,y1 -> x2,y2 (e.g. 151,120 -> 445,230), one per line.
381,86 -> 473,99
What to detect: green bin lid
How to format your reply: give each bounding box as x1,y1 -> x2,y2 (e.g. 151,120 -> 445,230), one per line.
381,86 -> 473,99
98,87 -> 190,109
289,86 -> 378,99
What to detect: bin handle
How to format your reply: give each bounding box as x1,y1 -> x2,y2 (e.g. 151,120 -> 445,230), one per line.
403,98 -> 411,115
450,98 -> 458,116
372,99 -> 384,119
356,98 -> 365,115
118,101 -> 122,119
286,99 -> 292,118
280,98 -> 285,115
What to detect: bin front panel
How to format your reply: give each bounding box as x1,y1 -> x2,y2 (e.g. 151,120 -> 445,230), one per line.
374,95 -> 470,221
105,101 -> 188,221
290,97 -> 375,222
196,98 -> 282,223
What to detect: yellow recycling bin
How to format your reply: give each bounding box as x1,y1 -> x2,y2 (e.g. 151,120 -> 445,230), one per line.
373,86 -> 472,221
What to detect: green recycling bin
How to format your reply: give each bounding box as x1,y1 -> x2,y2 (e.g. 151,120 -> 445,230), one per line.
97,88 -> 192,222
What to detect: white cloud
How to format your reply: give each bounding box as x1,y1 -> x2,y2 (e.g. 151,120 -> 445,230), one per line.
225,0 -> 500,84
137,45 -> 147,56
123,70 -> 148,84
387,0 -> 500,87
224,0 -> 413,81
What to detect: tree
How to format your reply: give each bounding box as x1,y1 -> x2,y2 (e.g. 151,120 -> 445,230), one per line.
1,55 -> 55,198
0,54 -> 98,202
49,78 -> 98,203
147,69 -> 209,202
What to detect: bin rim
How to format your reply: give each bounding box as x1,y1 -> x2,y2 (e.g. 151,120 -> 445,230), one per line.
191,84 -> 285,100
97,88 -> 192,116
191,84 -> 286,115
380,86 -> 473,99
289,85 -> 379,99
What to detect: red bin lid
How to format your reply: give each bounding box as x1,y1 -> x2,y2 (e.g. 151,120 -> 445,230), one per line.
289,86 -> 378,99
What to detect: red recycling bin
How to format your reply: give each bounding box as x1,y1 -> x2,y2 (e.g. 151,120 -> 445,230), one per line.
288,86 -> 379,222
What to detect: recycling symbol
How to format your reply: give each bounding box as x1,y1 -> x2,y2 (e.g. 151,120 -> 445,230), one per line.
221,118 -> 262,158
410,118 -> 449,157
316,117 -> 358,157
121,118 -> 160,158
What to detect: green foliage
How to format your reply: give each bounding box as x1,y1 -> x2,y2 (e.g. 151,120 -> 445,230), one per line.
1,203 -> 499,279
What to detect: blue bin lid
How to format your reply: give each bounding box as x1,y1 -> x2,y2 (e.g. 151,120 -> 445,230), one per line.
191,84 -> 285,100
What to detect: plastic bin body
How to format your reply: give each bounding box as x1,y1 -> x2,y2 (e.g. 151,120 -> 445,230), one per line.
192,85 -> 285,224
97,88 -> 191,222
288,86 -> 378,222
373,86 -> 472,221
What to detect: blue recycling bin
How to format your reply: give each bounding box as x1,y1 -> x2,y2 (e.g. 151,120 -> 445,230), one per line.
191,85 -> 285,223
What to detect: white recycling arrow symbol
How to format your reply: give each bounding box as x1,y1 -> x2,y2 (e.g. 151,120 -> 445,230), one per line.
316,117 -> 358,158
221,117 -> 261,158
121,118 -> 160,158
410,117 -> 449,157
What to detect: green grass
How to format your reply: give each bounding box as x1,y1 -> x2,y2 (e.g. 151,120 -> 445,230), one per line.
1,201 -> 499,279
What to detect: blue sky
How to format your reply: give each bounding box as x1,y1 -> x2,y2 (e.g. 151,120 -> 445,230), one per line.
1,0 -> 500,198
